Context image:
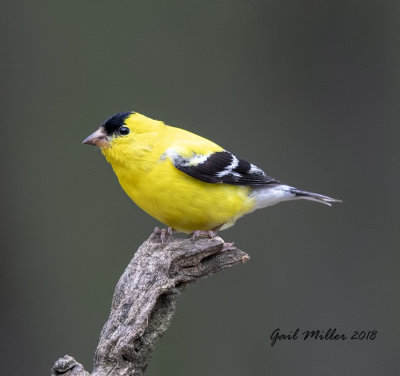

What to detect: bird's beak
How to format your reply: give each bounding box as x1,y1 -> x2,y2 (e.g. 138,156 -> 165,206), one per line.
82,128 -> 110,148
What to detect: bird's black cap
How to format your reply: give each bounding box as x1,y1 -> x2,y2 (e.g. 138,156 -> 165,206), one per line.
102,112 -> 133,135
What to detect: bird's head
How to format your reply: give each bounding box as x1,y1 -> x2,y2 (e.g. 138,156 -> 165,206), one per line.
83,111 -> 164,163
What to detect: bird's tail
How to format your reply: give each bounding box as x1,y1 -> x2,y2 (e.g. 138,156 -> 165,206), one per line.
289,188 -> 341,207
250,184 -> 341,209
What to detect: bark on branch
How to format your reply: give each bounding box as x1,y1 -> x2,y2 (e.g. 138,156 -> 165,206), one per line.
51,229 -> 249,376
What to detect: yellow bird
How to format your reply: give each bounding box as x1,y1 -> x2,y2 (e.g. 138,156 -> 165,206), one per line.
83,112 -> 340,238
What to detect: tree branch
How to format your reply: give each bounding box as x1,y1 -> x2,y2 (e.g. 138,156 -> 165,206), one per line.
51,229 -> 249,376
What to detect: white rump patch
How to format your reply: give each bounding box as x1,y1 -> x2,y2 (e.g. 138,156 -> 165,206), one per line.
249,184 -> 295,210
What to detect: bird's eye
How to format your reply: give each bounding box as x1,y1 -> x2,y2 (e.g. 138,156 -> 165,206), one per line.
119,126 -> 130,135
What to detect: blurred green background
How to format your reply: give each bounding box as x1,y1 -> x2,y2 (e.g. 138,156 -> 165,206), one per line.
1,1 -> 399,375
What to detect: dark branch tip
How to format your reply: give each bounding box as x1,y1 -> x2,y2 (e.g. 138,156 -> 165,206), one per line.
51,355 -> 86,376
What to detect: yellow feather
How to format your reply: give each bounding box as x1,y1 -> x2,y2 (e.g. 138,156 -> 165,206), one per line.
101,113 -> 255,233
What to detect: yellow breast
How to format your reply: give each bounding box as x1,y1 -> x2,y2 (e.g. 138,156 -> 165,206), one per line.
103,121 -> 255,233
117,159 -> 254,232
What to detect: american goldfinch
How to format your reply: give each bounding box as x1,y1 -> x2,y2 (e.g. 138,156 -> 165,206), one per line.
83,111 -> 340,236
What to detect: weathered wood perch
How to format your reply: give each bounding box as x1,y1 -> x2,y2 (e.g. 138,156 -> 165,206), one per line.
51,229 -> 249,376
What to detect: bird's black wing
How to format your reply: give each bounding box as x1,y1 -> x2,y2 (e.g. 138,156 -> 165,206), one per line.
170,150 -> 279,186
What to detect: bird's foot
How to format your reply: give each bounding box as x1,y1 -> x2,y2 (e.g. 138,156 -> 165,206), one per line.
151,227 -> 175,243
189,230 -> 217,240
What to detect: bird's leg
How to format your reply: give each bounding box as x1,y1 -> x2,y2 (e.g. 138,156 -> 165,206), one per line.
160,227 -> 175,243
189,230 -> 213,240
150,226 -> 162,241
189,225 -> 223,240
151,226 -> 175,243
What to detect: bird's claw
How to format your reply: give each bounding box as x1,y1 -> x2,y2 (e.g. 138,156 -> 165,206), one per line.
151,226 -> 175,243
189,230 -> 217,240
